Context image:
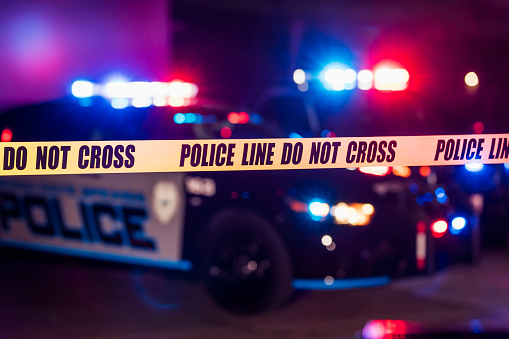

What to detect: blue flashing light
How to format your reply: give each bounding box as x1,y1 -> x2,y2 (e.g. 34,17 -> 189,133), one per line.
293,276 -> 390,290
184,113 -> 196,123
465,163 -> 484,172
437,194 -> 448,204
435,187 -> 445,197
289,132 -> 302,138
249,113 -> 263,124
242,192 -> 250,199
194,113 -> 203,123
451,216 -> 467,234
416,195 -> 425,205
321,129 -> 330,138
504,163 -> 509,170
409,182 -> 419,194
424,192 -> 434,202
174,113 -> 185,124
111,97 -> 128,109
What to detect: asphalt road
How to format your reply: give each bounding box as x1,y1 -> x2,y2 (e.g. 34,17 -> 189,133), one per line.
1,249 -> 509,338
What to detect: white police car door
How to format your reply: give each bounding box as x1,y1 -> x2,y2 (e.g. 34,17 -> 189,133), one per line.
0,173 -> 190,270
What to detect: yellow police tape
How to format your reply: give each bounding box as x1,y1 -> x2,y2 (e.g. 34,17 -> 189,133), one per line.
1,134 -> 509,176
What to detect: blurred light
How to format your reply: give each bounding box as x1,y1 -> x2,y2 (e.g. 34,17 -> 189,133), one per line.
220,127 -> 232,138
289,132 -> 302,138
504,163 -> 509,170
363,320 -> 387,339
1,128 -> 12,142
324,68 -> 346,91
359,167 -> 391,176
104,81 -> 127,98
331,202 -> 374,226
321,129 -> 330,138
324,276 -> 334,286
416,221 -> 427,271
298,82 -> 309,92
344,69 -> 357,84
419,166 -> 431,177
293,69 -> 306,85
424,192 -> 434,202
465,72 -> 479,87
431,220 -> 448,238
174,113 -> 185,124
465,163 -> 484,172
393,166 -> 411,178
357,70 -> 373,90
451,217 -> 467,231
362,204 -> 375,215
111,97 -> 128,109
238,112 -> 250,124
289,200 -> 308,213
242,192 -> 250,199
326,242 -> 336,251
168,80 -> 198,98
153,97 -> 167,107
71,80 -> 94,98
321,235 -> 333,247
228,112 -> 239,124
473,121 -> 484,134
184,113 -> 196,123
168,97 -> 186,107
132,97 -> 152,108
326,131 -> 336,137
332,203 -> 349,222
437,194 -> 448,204
231,192 -> 239,199
309,201 -> 330,218
373,61 -> 409,91
435,187 -> 445,198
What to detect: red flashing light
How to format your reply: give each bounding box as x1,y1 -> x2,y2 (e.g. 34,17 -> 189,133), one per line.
431,220 -> 448,238
238,112 -> 249,124
228,112 -> 249,124
220,126 -> 232,138
1,128 -> 12,142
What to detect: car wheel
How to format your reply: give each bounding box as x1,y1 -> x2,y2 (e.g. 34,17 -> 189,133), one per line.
204,210 -> 293,314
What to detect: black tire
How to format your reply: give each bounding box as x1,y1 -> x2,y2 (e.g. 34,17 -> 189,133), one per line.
204,210 -> 293,314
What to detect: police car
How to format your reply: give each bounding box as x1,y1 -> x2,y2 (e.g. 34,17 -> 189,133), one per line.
0,89 -> 477,313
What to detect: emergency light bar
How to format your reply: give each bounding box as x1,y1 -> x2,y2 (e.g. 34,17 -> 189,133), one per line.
71,80 -> 199,108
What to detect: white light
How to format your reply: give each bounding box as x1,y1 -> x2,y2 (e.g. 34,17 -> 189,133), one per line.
309,201 -> 330,217
247,261 -> 257,271
132,97 -> 152,108
324,276 -> 334,286
168,80 -> 197,98
357,70 -> 374,83
324,68 -> 346,91
71,81 -> 94,98
465,163 -> 484,172
344,69 -> 357,84
321,235 -> 333,247
298,82 -> 308,92
451,217 -> 467,230
332,203 -> 349,222
362,204 -> 375,215
104,81 -> 128,98
111,97 -> 128,109
153,97 -> 167,107
432,220 -> 448,233
465,72 -> 479,87
374,67 -> 409,91
293,69 -> 306,85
